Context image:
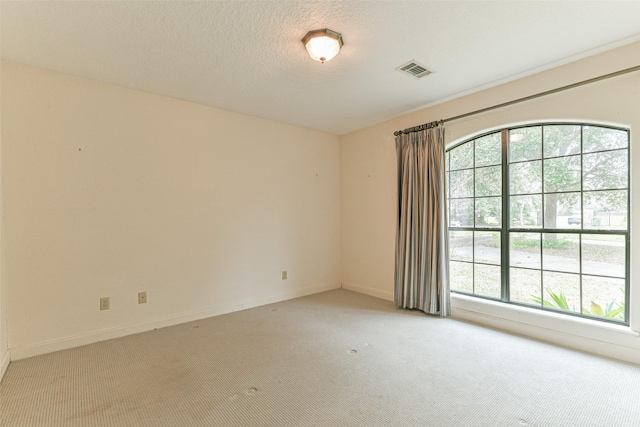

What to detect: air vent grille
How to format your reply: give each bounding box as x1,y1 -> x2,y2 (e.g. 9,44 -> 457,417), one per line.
396,60 -> 433,79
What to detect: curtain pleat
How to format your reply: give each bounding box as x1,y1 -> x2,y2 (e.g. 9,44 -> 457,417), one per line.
394,126 -> 450,316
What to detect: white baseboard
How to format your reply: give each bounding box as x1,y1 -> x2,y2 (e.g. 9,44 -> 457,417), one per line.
10,283 -> 340,361
342,282 -> 394,302
0,349 -> 9,383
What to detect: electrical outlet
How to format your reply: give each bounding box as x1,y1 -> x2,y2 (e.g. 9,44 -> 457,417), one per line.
282,271 -> 287,280
138,291 -> 147,304
100,297 -> 110,310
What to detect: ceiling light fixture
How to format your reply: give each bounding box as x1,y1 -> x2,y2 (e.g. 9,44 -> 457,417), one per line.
302,28 -> 344,63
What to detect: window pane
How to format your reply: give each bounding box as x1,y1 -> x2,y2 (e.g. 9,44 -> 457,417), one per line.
510,232 -> 541,269
544,192 -> 581,229
543,125 -> 580,158
510,161 -> 542,194
583,150 -> 628,191
583,190 -> 627,230
543,233 -> 579,274
450,198 -> 474,227
543,272 -> 580,314
474,264 -> 501,298
450,169 -> 474,198
450,142 -> 473,170
475,132 -> 501,167
474,231 -> 500,265
445,171 -> 450,198
509,127 -> 542,162
583,127 -> 628,153
582,235 -> 625,278
450,231 -> 473,262
475,197 -> 502,228
510,195 -> 542,228
445,151 -> 450,171
475,165 -> 501,197
544,155 -> 581,193
450,261 -> 473,293
510,267 -> 541,306
445,123 -> 629,325
582,276 -> 625,321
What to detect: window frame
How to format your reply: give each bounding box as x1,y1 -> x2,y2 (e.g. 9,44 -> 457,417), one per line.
446,123 -> 630,325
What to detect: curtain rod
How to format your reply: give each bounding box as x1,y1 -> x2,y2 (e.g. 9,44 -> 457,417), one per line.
394,64 -> 640,136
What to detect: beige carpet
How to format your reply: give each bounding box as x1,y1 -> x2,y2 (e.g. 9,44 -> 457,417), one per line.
1,289 -> 640,426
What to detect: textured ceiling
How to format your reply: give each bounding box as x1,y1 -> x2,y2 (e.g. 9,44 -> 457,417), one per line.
2,1 -> 639,135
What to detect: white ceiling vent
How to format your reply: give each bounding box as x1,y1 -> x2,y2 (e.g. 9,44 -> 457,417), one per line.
396,60 -> 433,79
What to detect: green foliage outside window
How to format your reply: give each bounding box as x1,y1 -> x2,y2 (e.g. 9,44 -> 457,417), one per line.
446,123 -> 629,324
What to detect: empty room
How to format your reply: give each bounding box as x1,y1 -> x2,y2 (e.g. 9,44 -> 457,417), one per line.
1,1 -> 640,426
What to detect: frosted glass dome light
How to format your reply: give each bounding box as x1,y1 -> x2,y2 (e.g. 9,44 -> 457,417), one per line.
302,29 -> 344,63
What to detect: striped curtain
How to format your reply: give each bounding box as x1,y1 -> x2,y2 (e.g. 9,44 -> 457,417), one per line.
394,125 -> 450,316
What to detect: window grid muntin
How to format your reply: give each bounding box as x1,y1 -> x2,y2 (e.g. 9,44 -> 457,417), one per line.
446,123 -> 630,325
447,131 -> 503,298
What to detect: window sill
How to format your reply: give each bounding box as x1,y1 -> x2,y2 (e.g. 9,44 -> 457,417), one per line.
451,293 -> 640,348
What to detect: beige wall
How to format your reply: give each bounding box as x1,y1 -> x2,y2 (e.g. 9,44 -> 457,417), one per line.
341,42 -> 640,363
0,51 -> 7,378
1,61 -> 341,358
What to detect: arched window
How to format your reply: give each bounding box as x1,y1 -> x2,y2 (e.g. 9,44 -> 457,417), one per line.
446,124 -> 629,324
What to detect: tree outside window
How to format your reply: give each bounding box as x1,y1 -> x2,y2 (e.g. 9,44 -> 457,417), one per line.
446,124 -> 629,324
